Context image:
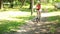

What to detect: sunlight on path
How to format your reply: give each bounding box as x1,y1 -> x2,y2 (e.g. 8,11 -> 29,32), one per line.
0,11 -> 60,20
0,11 -> 31,17
41,12 -> 60,17
0,11 -> 31,20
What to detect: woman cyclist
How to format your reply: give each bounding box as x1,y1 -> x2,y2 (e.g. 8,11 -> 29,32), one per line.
36,1 -> 41,22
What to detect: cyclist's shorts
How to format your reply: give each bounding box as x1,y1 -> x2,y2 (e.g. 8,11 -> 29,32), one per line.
36,9 -> 40,10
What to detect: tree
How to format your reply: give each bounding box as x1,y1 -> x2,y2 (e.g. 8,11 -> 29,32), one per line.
18,0 -> 26,8
30,0 -> 34,15
9,0 -> 14,8
0,0 -> 2,9
0,0 -> 3,9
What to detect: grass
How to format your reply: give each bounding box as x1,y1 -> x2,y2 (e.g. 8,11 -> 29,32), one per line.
0,16 -> 35,34
47,16 -> 60,33
47,16 -> 60,27
15,16 -> 35,21
47,16 -> 60,22
19,8 -> 31,12
0,20 -> 24,34
0,11 -> 35,34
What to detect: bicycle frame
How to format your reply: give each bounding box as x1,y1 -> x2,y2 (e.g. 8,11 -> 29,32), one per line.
36,10 -> 41,23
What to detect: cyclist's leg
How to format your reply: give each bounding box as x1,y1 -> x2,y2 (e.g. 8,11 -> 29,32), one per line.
36,10 -> 39,23
38,10 -> 41,22
37,10 -> 39,19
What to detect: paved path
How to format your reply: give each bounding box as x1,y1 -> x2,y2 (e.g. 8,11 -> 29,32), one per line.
0,11 -> 60,19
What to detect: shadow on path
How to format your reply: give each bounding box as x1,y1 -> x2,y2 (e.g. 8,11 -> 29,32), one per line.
3,16 -> 60,34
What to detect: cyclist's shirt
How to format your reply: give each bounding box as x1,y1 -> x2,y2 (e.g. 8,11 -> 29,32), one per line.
36,4 -> 41,10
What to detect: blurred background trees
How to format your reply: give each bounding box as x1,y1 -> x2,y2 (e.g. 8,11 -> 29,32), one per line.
0,0 -> 60,9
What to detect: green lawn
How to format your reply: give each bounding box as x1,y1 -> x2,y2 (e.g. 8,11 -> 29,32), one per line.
47,16 -> 60,22
0,16 -> 35,34
47,16 -> 60,33
47,16 -> 60,28
0,11 -> 35,34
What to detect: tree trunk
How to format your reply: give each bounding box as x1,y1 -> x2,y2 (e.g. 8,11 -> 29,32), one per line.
19,0 -> 26,8
21,0 -> 26,7
0,0 -> 1,9
10,2 -> 13,8
0,0 -> 3,9
9,0 -> 14,8
30,0 -> 34,15
29,0 -> 32,9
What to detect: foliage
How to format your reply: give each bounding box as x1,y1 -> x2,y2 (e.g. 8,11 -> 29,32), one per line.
55,0 -> 60,2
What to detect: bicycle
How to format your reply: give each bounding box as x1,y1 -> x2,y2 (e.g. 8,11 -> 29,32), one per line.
36,10 -> 41,23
